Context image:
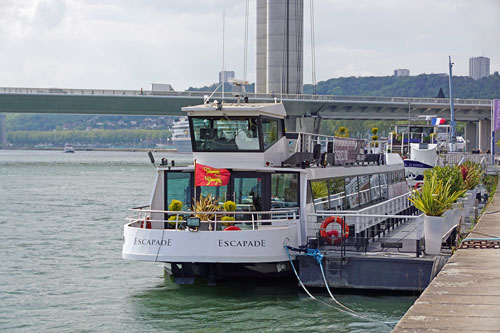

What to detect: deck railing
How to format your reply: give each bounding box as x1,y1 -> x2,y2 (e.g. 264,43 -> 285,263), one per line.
128,208 -> 299,231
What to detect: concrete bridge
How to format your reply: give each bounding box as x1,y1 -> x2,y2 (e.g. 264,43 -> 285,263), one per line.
0,86 -> 494,151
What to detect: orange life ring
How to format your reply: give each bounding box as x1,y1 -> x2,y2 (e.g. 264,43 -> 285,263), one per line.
320,216 -> 349,245
223,226 -> 241,231
141,217 -> 151,229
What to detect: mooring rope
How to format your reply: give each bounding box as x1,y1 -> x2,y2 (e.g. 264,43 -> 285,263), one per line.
284,244 -> 398,327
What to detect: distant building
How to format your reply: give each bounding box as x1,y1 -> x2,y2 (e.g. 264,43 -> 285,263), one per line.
219,70 -> 235,84
469,56 -> 490,80
394,69 -> 410,77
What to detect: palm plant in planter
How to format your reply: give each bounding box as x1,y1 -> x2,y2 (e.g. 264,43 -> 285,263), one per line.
460,161 -> 484,191
192,194 -> 221,222
409,172 -> 466,254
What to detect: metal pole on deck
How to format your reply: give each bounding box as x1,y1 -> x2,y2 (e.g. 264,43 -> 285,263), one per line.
448,56 -> 456,147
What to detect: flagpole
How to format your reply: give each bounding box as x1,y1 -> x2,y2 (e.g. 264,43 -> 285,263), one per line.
194,159 -> 197,212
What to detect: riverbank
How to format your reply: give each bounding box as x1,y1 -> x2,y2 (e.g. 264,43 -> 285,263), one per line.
0,146 -> 180,153
394,181 -> 500,331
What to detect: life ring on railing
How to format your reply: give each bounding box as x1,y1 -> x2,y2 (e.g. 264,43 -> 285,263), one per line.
223,226 -> 241,231
141,217 -> 151,229
320,216 -> 349,245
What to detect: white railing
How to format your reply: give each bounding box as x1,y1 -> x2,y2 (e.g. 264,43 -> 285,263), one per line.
128,208 -> 298,231
439,153 -> 492,166
311,192 -> 414,236
0,86 -> 491,105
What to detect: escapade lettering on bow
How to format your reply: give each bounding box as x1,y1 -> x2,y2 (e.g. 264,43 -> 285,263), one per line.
134,238 -> 173,246
218,240 -> 266,247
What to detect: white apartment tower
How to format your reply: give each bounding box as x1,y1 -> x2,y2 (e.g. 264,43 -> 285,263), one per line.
469,56 -> 490,80
219,71 -> 235,84
256,0 -> 304,94
394,69 -> 410,77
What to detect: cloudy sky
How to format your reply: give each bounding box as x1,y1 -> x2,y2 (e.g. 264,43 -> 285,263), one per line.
1,0 -> 499,91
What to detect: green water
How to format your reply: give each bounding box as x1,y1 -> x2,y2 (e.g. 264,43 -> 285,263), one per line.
0,150 -> 416,332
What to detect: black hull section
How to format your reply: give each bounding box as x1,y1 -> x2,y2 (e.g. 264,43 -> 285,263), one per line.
164,262 -> 294,285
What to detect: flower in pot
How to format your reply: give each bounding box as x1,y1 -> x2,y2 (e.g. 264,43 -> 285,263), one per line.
222,200 -> 237,227
409,172 -> 466,254
168,199 -> 184,228
460,161 -> 484,191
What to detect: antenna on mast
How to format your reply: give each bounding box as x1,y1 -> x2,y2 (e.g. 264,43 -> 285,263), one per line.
221,10 -> 225,106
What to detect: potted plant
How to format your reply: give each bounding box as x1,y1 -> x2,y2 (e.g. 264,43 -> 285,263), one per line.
192,194 -> 221,230
221,200 -> 237,227
168,199 -> 184,229
409,172 -> 466,254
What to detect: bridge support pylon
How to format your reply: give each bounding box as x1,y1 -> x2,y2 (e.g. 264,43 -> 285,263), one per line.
0,114 -> 6,148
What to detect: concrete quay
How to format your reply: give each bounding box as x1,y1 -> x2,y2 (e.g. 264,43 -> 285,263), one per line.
394,185 -> 500,332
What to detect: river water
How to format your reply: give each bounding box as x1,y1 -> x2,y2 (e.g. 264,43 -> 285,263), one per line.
0,150 -> 416,332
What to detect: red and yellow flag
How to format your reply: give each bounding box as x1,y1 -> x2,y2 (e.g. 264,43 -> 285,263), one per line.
195,163 -> 230,187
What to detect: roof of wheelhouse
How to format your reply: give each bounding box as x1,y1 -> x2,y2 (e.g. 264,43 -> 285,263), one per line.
181,102 -> 286,118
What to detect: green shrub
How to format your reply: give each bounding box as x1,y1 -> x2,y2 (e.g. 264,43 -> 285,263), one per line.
223,200 -> 237,212
425,165 -> 464,196
410,172 -> 466,216
460,161 -> 483,190
169,199 -> 183,211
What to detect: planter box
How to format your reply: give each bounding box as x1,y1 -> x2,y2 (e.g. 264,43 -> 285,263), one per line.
424,215 -> 447,255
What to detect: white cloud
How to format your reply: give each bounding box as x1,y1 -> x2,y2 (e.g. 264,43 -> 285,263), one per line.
0,0 -> 498,90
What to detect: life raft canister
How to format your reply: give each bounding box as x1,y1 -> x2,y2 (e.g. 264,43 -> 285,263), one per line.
319,216 -> 349,245
141,216 -> 151,229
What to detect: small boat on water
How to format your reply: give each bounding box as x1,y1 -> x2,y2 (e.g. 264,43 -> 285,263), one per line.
63,144 -> 75,153
122,99 -> 446,290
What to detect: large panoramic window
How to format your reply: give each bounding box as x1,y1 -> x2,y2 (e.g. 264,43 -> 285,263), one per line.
310,179 -> 329,210
191,116 -> 260,152
262,117 -> 280,149
199,185 -> 227,205
345,177 -> 359,209
271,173 -> 299,209
358,175 -> 371,206
370,174 -> 381,202
328,178 -> 345,210
166,172 -> 192,209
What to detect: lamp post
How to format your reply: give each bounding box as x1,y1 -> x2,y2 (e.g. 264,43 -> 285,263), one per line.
448,56 -> 456,148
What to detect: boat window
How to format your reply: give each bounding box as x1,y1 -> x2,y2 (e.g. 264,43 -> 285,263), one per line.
233,177 -> 262,211
166,172 -> 192,210
271,173 -> 299,209
380,173 -> 388,200
358,175 -> 371,206
191,116 -> 260,152
262,117 -> 281,149
199,185 -> 227,205
345,177 -> 359,209
310,180 -> 329,210
370,174 -> 381,201
327,178 -> 345,210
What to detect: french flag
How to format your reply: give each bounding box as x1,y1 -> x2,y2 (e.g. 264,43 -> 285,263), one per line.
431,118 -> 446,125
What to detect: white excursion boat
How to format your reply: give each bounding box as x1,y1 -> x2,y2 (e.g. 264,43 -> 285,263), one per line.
121,100 -> 432,288
63,143 -> 75,153
168,117 -> 192,152
389,123 -> 465,188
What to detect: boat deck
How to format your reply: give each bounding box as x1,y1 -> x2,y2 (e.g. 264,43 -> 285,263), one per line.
299,214 -> 449,291
394,184 -> 500,331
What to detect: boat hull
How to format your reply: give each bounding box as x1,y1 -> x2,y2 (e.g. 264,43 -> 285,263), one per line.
122,223 -> 299,263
